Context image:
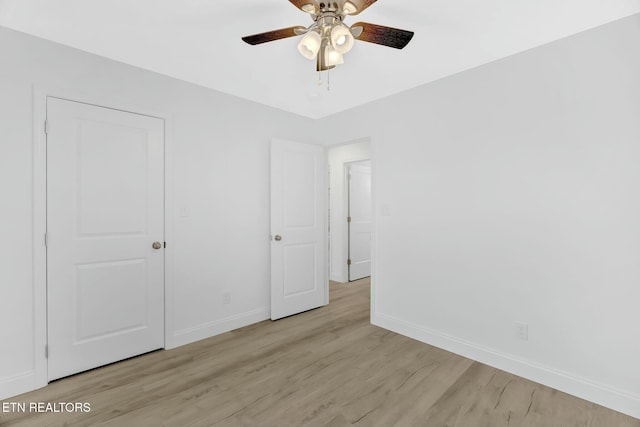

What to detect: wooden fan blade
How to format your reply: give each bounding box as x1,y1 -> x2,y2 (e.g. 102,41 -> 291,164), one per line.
242,26 -> 306,45
352,22 -> 414,49
343,0 -> 377,15
289,0 -> 319,14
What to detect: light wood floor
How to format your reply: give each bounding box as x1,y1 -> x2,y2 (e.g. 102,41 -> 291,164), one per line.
1,279 -> 638,427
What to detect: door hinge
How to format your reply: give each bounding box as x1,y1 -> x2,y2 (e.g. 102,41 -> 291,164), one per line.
44,233 -> 48,247
347,259 -> 352,266
44,120 -> 49,134
347,216 -> 351,223
45,345 -> 48,358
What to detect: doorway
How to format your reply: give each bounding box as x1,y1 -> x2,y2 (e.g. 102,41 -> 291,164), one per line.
327,139 -> 372,284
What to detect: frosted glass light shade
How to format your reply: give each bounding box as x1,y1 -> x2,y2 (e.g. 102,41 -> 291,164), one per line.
325,45 -> 344,66
342,1 -> 357,14
331,24 -> 354,54
301,3 -> 316,13
298,31 -> 321,60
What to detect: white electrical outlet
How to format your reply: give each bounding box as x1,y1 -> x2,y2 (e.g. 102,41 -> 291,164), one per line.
223,292 -> 231,305
515,322 -> 529,341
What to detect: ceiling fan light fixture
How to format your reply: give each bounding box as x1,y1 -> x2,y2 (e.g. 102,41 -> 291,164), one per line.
330,24 -> 354,54
342,1 -> 357,15
297,30 -> 322,59
242,0 -> 414,76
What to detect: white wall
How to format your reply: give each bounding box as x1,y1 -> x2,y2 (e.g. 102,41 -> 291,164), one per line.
328,140 -> 371,282
0,25 -> 318,399
321,14 -> 640,419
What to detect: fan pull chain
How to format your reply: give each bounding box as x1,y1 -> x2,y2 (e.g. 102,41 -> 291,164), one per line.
316,70 -> 332,91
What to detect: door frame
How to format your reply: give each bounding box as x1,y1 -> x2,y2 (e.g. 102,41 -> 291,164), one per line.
32,86 -> 175,390
326,137 -> 376,311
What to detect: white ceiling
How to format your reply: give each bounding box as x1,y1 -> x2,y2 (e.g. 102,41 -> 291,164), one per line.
1,0 -> 639,118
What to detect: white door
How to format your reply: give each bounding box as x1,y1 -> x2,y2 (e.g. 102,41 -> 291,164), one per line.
348,162 -> 372,281
46,97 -> 165,381
270,138 -> 327,320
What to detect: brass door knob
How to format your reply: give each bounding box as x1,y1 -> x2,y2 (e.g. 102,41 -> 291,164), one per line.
152,241 -> 162,249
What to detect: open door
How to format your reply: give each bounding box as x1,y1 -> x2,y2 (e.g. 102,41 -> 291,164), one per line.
270,138 -> 327,320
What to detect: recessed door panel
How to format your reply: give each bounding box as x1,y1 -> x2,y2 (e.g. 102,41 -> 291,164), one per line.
283,151 -> 316,228
77,120 -> 149,236
75,259 -> 148,341
283,244 -> 317,296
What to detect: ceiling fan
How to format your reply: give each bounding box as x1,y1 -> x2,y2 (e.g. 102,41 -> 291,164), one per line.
242,0 -> 414,71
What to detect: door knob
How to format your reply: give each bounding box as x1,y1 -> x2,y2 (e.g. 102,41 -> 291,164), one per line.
152,241 -> 162,249
274,235 -> 282,241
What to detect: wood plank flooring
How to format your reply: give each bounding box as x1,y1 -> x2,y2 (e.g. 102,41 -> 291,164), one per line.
1,279 -> 638,427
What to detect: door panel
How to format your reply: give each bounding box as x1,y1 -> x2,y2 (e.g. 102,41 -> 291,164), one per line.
76,119 -> 149,235
271,139 -> 326,320
348,162 -> 372,281
47,97 -> 164,381
75,259 -> 148,340
283,150 -> 316,227
283,244 -> 317,296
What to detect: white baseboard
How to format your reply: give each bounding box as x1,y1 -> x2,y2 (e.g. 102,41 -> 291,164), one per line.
0,371 -> 37,401
167,307 -> 270,349
372,311 -> 640,420
1,310 -> 270,400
